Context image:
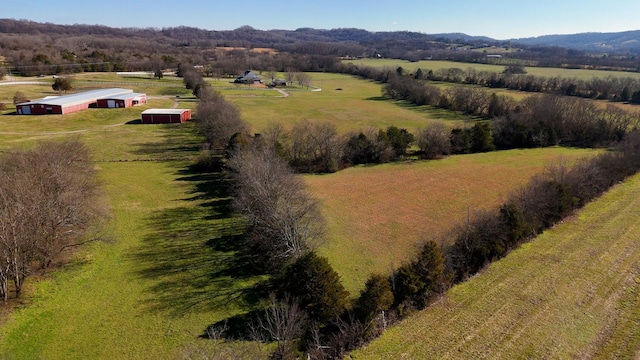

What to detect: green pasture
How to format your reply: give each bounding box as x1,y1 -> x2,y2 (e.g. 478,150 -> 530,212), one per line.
228,72 -> 471,133
347,58 -> 640,81
0,160 -> 262,359
0,72 -> 474,358
352,172 -> 640,359
0,112 -> 264,358
0,72 -> 628,358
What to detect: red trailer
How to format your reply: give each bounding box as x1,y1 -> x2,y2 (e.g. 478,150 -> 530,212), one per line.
140,109 -> 191,124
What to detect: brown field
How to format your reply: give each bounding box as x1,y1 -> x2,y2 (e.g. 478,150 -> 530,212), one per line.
352,172 -> 640,359
306,147 -> 597,293
216,46 -> 278,54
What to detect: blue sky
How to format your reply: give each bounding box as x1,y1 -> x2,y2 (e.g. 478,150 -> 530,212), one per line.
4,0 -> 639,40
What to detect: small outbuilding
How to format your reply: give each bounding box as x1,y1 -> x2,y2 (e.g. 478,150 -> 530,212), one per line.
141,109 -> 191,124
16,88 -> 134,115
96,92 -> 147,108
234,70 -> 261,84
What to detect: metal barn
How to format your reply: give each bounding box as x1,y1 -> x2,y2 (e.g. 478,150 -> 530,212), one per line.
96,93 -> 147,108
15,88 -> 134,115
140,109 -> 191,124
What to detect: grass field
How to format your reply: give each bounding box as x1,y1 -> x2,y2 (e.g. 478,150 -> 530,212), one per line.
306,147 -> 597,293
0,160 -> 262,359
351,172 -> 640,359
0,78 -> 264,358
347,59 -> 640,81
0,110 -> 266,357
0,72 -> 620,358
227,72 -> 473,133
2,73 -> 464,358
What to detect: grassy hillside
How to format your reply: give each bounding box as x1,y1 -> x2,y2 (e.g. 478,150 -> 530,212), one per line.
306,147 -> 597,293
0,79 -> 260,358
351,172 -> 640,359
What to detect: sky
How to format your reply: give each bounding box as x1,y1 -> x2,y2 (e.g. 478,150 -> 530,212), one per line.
3,0 -> 640,40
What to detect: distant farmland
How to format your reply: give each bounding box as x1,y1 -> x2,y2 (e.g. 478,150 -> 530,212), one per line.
346,58 -> 640,80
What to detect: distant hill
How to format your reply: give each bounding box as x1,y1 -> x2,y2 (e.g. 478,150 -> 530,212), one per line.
1,18 -> 639,75
512,30 -> 640,53
431,33 -> 495,43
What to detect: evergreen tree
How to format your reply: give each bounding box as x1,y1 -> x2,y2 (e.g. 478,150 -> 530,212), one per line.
470,122 -> 496,153
276,251 -> 349,325
354,274 -> 394,322
392,241 -> 446,309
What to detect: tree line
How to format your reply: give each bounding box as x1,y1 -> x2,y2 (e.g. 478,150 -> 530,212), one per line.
0,139 -> 104,302
335,62 -> 640,107
218,128 -> 640,359
201,91 -> 638,177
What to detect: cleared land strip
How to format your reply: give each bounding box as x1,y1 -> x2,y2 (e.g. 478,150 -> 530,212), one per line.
352,173 -> 640,359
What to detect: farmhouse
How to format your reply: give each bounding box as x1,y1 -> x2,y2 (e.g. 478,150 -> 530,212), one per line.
234,70 -> 261,84
15,88 -> 135,115
96,92 -> 147,108
140,109 -> 191,124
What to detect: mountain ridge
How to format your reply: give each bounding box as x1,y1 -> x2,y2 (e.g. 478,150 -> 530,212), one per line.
511,30 -> 640,53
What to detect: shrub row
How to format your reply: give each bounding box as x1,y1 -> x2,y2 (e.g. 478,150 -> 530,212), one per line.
446,131 -> 640,281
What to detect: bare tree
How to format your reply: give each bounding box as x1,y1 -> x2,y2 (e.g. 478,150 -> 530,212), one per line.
262,122 -> 289,157
266,69 -> 278,85
285,68 -> 297,85
288,120 -> 340,173
196,88 -> 249,151
0,138 -> 104,301
448,86 -> 491,116
227,147 -> 324,269
417,122 -> 451,159
294,72 -> 312,89
12,91 -> 28,104
254,294 -> 306,359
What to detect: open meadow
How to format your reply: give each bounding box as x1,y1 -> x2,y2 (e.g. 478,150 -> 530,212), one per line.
0,72 -> 619,358
306,147 -> 597,293
226,72 -> 473,133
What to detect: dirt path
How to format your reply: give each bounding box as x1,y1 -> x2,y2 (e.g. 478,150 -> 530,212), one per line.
275,88 -> 289,97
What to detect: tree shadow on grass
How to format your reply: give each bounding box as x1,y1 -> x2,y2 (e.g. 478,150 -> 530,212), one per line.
131,123 -> 203,160
365,97 -> 474,123
130,165 -> 269,317
365,96 -> 388,101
